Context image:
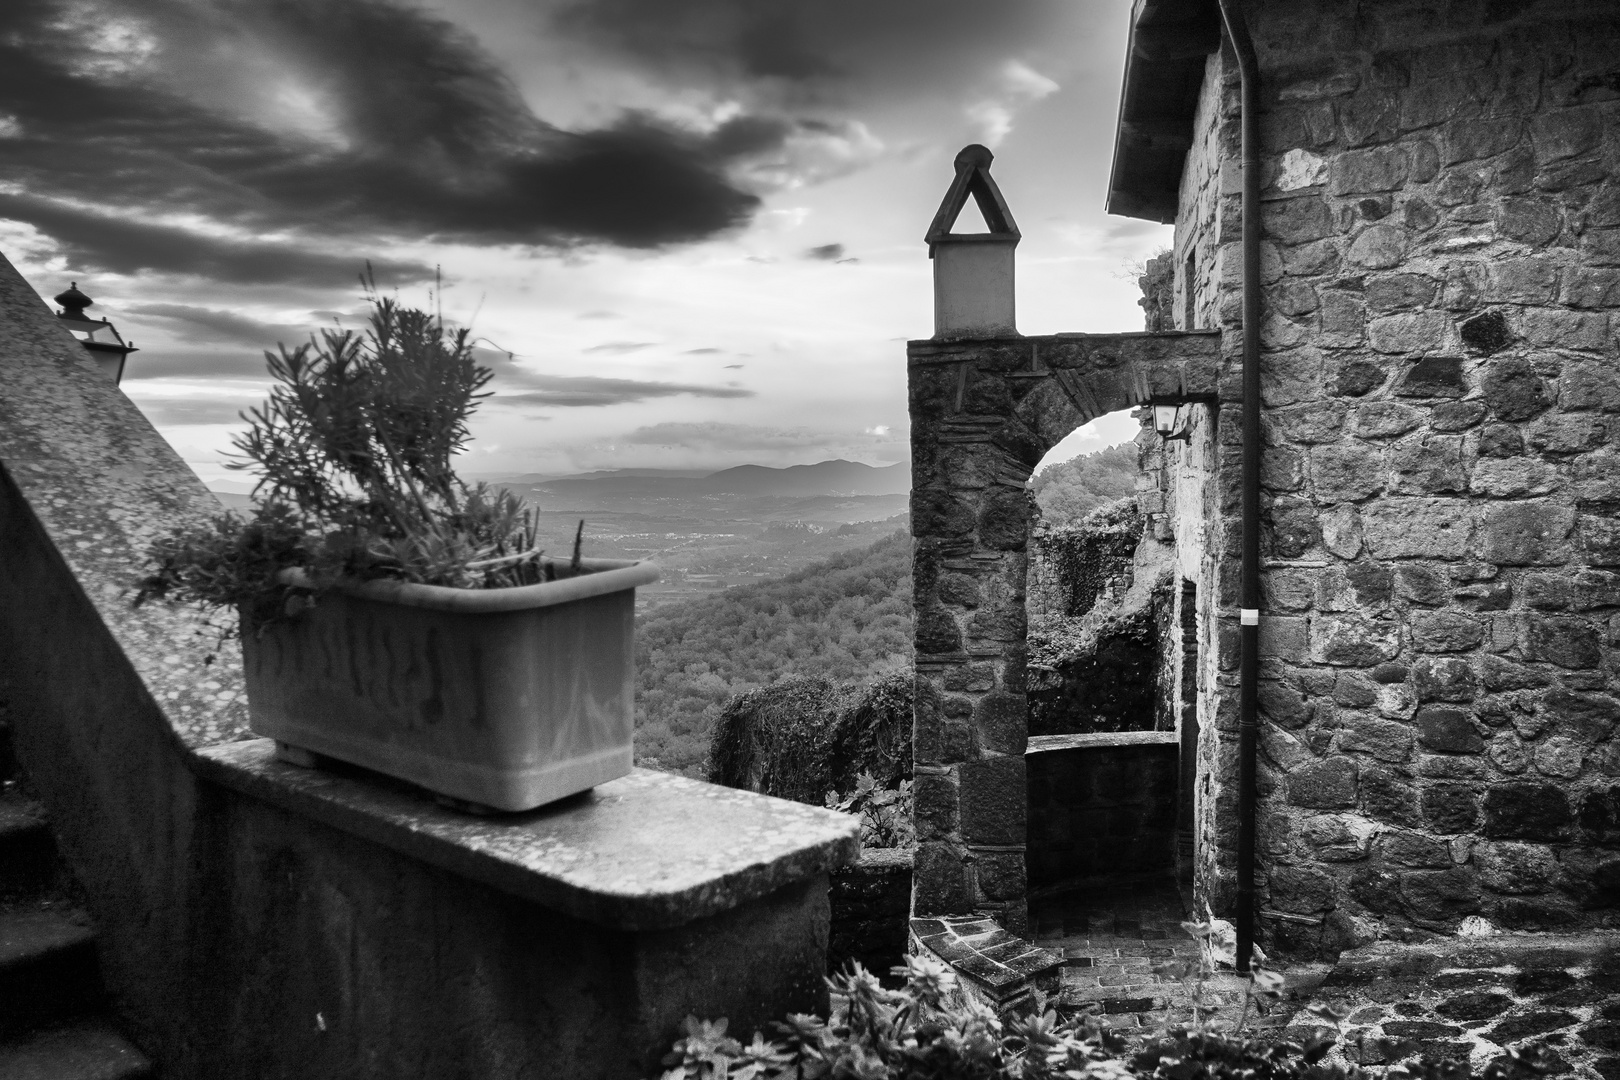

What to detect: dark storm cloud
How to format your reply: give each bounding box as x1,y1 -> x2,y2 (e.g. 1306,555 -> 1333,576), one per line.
124,304 -> 316,347
551,0 -> 1080,97
493,374 -> 754,409
0,0 -> 783,275
804,243 -> 844,261
583,342 -> 657,354
0,194 -> 430,288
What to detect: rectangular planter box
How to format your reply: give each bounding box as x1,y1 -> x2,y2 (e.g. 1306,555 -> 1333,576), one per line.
242,557 -> 659,811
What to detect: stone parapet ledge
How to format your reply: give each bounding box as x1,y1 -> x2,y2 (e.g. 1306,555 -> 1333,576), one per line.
197,741 -> 860,932
909,916 -> 1063,1015
1026,731 -> 1180,754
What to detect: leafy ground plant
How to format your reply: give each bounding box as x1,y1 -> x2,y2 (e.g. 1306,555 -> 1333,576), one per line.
824,772 -> 915,850
655,921 -> 1562,1080
136,290 -> 563,634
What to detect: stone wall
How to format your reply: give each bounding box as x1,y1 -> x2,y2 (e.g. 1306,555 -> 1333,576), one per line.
828,848 -> 913,979
1161,0 -> 1620,952
1025,735 -> 1180,890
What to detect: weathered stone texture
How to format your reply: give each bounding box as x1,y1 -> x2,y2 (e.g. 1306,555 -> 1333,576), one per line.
1163,1 -> 1620,950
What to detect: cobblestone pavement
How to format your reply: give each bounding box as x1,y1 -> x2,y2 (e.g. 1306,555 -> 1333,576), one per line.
1030,876 -> 1328,1031
1285,932 -> 1620,1080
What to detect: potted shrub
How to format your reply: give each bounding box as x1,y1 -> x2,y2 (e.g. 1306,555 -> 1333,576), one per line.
137,294 -> 657,812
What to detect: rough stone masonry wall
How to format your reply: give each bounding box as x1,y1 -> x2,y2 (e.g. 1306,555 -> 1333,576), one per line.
1170,0 -> 1620,954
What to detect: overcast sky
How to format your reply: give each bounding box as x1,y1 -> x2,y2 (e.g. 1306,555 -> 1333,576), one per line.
0,0 -> 1168,483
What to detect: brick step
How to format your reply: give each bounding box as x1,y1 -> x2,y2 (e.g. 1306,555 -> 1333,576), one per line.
0,908 -> 105,1037
0,793 -> 57,897
0,1018 -> 153,1080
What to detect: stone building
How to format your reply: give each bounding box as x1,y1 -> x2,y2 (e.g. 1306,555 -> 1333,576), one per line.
909,0 -> 1620,970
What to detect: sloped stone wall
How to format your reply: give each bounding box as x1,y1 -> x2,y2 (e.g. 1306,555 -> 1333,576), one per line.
1164,0 -> 1620,952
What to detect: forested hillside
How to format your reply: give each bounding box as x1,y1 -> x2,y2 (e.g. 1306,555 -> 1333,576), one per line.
1030,441 -> 1138,524
634,531 -> 912,775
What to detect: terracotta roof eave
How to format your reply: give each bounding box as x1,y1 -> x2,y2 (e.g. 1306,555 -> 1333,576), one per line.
1104,0 -> 1222,223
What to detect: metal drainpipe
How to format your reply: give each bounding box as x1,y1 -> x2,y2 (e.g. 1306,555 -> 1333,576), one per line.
1215,0 -> 1261,975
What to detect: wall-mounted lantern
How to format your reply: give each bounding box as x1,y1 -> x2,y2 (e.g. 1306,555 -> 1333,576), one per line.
925,144 -> 1021,339
1153,403 -> 1193,442
55,282 -> 137,385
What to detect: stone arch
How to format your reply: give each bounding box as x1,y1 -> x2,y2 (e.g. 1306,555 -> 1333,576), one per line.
908,330 -> 1220,934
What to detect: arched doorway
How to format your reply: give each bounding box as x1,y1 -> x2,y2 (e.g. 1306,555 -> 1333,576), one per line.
908,329 -> 1221,935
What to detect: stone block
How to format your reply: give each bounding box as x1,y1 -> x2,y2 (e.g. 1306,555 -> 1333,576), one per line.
1531,736 -> 1583,779
1460,310 -> 1513,355
913,772 -> 959,838
1394,563 -> 1449,606
916,606 -> 963,655
973,692 -> 1026,755
1396,357 -> 1468,398
1481,359 -> 1551,421
1290,757 -> 1359,809
1520,309 -> 1609,351
1531,413 -> 1608,455
1498,198 -> 1563,246
1520,614 -> 1600,669
1269,400 -> 1348,444
1532,105 -> 1604,162
1311,612 -> 1400,667
1542,687 -> 1620,742
1282,239 -> 1341,277
1411,612 -> 1485,653
1320,505 -> 1364,559
1414,706 -> 1485,754
1422,783 -> 1479,833
1265,500 -> 1320,560
1378,829 -> 1453,868
1561,268 -> 1620,309
1269,865 -> 1338,913
1258,615 -> 1310,661
1264,196 -> 1335,244
1445,117 -> 1522,164
1482,783 -> 1571,840
1348,224 -> 1409,269
1258,680 -> 1310,730
913,842 -> 970,914
958,756 -> 1025,847
1560,363 -> 1620,412
1362,498 -> 1476,559
1366,273 -> 1438,312
1391,434 -> 1466,494
1353,402 -> 1424,439
1581,228 -> 1620,267
1577,785 -> 1620,844
1370,312 -> 1451,355
1469,457 -> 1558,498
1260,346 -> 1323,407
1482,258 -> 1561,304
977,488 -> 1029,551
1430,401 -> 1487,432
1333,358 -> 1385,396
1337,716 -> 1415,762
1410,655 -> 1480,706
1330,146 -> 1410,194
1399,868 -> 1481,921
1312,442 -> 1385,502
1476,500 -> 1574,566
1477,654 -> 1547,691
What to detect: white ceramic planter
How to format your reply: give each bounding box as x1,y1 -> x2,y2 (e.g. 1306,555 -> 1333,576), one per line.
241,557 -> 659,812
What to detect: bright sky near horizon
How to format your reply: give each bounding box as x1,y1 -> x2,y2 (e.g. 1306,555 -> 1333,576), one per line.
0,0 -> 1168,482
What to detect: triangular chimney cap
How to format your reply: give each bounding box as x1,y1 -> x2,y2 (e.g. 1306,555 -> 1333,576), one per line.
925,144 -> 1021,254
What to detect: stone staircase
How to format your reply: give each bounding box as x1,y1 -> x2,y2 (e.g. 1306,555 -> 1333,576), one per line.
0,719 -> 153,1079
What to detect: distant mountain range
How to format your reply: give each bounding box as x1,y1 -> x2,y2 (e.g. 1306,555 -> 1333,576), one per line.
478,459 -> 911,500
